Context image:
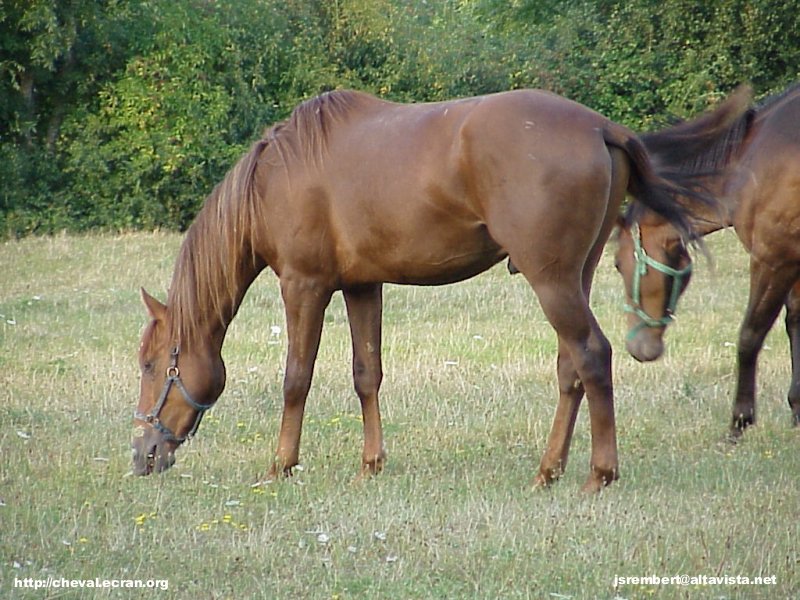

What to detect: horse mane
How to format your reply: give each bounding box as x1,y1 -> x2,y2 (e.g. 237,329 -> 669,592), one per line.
166,89 -> 371,346
266,89 -> 376,169
641,84 -> 754,176
167,137 -> 267,346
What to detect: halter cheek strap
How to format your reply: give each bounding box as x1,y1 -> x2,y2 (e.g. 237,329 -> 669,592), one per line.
624,223 -> 692,341
133,347 -> 214,445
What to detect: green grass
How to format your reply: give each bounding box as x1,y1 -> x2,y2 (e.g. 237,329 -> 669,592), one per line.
1,230 -> 798,599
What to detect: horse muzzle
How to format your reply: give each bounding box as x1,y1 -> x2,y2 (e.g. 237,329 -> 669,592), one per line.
625,329 -> 665,362
131,424 -> 177,475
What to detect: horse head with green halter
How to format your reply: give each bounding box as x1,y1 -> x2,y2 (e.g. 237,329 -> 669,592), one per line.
623,222 -> 692,340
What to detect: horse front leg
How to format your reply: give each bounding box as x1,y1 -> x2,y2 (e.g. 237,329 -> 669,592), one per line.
343,284 -> 386,477
731,259 -> 794,438
783,282 -> 800,426
268,276 -> 332,478
534,341 -> 584,486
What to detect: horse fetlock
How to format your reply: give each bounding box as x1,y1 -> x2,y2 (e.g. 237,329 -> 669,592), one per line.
534,464 -> 564,488
731,409 -> 755,433
787,396 -> 800,426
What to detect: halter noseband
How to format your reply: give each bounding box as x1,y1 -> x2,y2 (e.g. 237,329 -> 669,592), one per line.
623,222 -> 692,341
134,346 -> 214,445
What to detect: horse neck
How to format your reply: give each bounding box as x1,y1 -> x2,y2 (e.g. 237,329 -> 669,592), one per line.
679,110 -> 767,240
167,205 -> 266,348
682,173 -> 740,238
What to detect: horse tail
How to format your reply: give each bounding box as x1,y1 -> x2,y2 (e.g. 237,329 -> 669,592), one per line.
602,123 -> 711,242
641,85 -> 753,172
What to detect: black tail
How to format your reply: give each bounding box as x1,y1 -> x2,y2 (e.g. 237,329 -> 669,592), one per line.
603,123 -> 718,242
641,85 -> 753,174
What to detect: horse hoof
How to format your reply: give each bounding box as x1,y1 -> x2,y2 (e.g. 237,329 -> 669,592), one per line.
533,469 -> 560,489
727,417 -> 753,443
725,428 -> 744,444
532,475 -> 550,489
581,478 -> 604,494
358,465 -> 383,479
581,466 -> 618,493
731,413 -> 754,433
361,453 -> 386,475
265,461 -> 297,481
581,477 -> 614,494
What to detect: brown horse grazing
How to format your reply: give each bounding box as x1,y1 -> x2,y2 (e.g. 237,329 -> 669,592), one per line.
133,88 -> 701,492
615,82 -> 800,437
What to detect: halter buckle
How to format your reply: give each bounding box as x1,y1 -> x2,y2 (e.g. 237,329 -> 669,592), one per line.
134,346 -> 214,445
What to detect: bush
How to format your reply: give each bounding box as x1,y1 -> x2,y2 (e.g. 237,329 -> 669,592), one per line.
1,0 -> 797,236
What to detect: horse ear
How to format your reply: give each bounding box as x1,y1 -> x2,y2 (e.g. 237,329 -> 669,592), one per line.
140,288 -> 167,321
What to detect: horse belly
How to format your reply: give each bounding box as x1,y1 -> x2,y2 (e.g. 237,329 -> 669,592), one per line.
336,213 -> 506,286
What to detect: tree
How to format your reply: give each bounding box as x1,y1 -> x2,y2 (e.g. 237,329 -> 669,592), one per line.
1,0 -> 797,236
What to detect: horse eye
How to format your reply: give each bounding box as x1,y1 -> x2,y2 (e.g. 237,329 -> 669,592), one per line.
142,361 -> 154,374
614,259 -> 621,272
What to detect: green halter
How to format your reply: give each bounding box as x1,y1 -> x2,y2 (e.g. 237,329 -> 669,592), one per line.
624,223 -> 692,341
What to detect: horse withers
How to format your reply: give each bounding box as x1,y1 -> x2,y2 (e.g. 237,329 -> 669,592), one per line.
133,88 -> 701,491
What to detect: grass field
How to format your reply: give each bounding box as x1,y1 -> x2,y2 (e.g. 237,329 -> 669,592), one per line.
1,230 -> 798,599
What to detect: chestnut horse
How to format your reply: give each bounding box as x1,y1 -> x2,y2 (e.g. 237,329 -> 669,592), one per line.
615,83 -> 800,437
133,89 -> 701,492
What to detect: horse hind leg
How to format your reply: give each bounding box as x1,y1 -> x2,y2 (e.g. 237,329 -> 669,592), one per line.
534,239 -> 615,487
534,340 -> 585,486
784,282 -> 800,426
268,276 -> 332,478
538,281 -> 617,492
343,284 -> 387,477
504,245 -> 617,492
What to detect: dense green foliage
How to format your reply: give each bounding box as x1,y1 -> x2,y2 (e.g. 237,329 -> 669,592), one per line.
2,0 -> 798,236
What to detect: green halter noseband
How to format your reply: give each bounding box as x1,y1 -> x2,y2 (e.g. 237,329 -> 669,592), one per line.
624,222 -> 692,341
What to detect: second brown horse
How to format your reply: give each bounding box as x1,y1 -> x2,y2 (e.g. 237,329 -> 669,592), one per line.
133,89 -> 702,491
616,83 -> 800,437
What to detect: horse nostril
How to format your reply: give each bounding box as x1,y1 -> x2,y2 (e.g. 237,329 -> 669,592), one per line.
626,334 -> 664,363
131,440 -> 158,476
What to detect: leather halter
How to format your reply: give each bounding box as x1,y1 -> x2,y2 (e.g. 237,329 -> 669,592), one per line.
133,347 -> 214,444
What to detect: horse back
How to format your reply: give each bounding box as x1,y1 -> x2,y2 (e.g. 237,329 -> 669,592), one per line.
256,90 -> 616,287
